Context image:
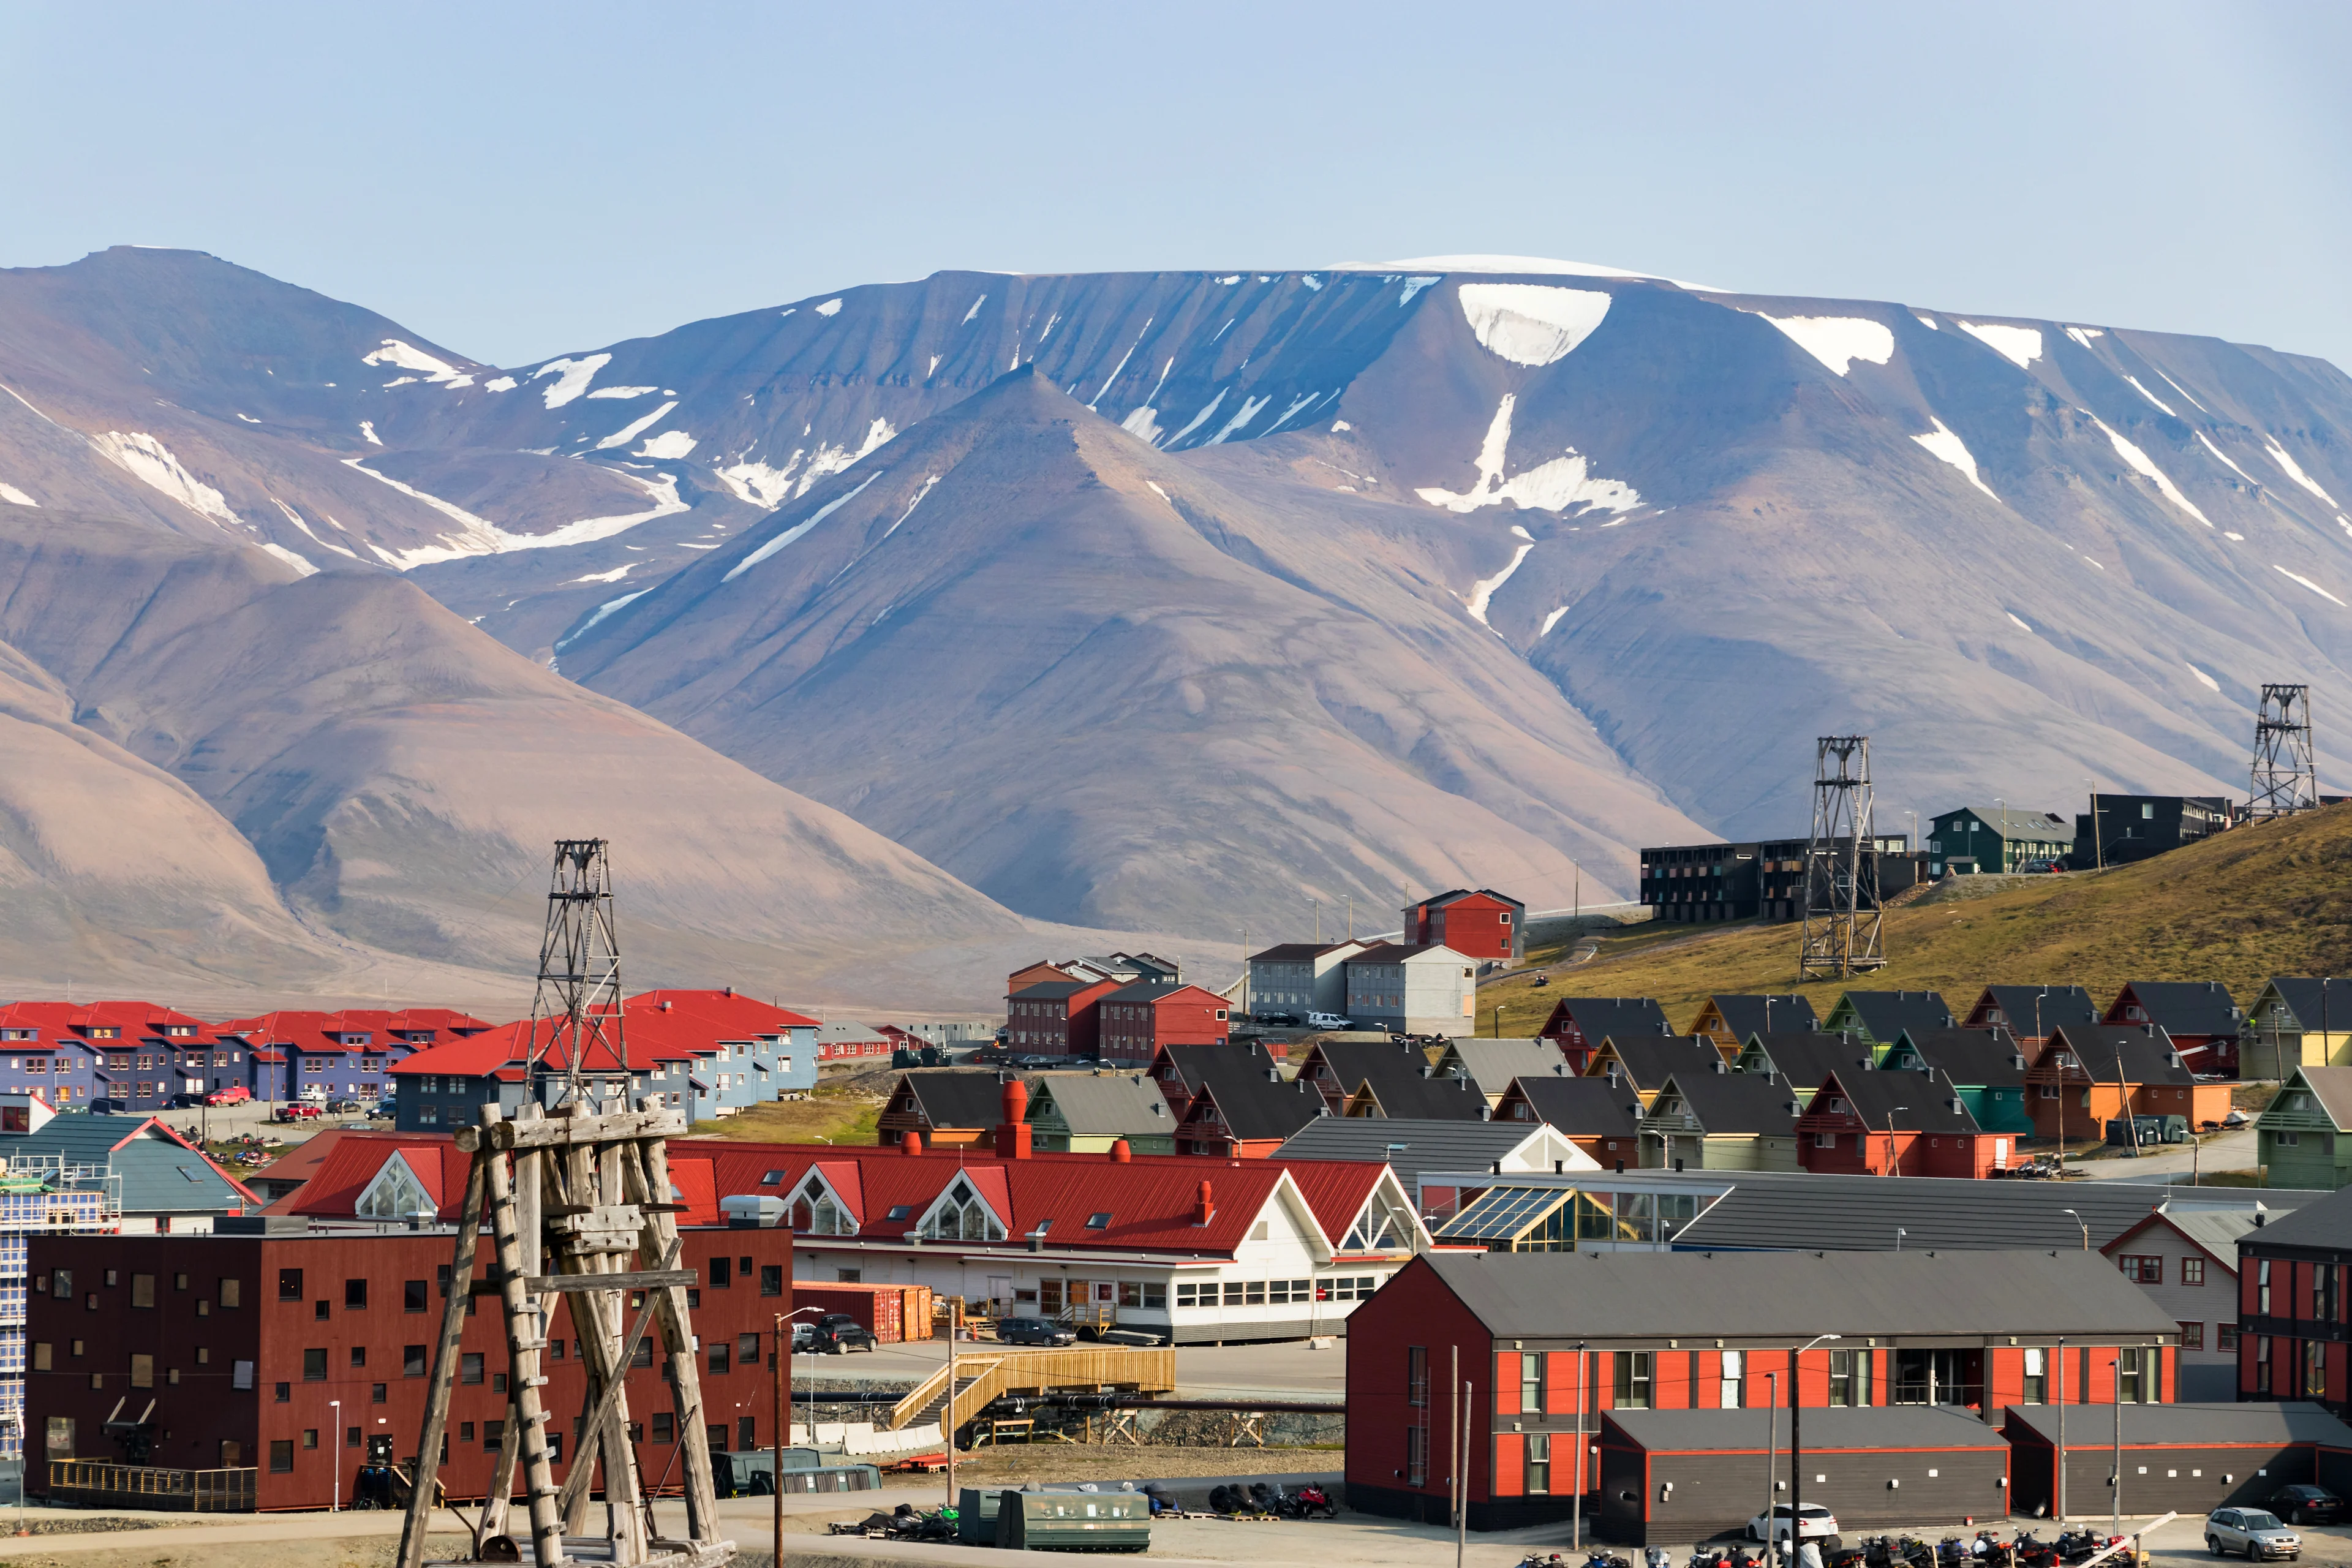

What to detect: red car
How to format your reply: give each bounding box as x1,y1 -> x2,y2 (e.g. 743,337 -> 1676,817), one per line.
204,1085 -> 250,1106
273,1102 -> 322,1122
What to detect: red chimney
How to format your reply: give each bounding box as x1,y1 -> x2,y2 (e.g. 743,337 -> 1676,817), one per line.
1110,1139 -> 1131,1163
1194,1178 -> 1213,1226
901,1130 -> 922,1156
996,1076 -> 1032,1159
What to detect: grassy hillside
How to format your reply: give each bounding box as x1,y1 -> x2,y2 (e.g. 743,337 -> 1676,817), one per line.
1484,804 -> 2352,1036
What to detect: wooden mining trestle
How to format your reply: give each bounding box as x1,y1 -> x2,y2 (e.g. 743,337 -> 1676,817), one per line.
394,1102 -> 730,1568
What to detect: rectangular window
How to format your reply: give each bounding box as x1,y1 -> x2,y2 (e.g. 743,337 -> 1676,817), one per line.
302,1348 -> 327,1381
1613,1351 -> 1653,1409
1526,1431 -> 1552,1495
2182,1258 -> 2206,1287
274,1381 -> 290,1403
303,1429 -> 318,1450
373,1382 -> 388,1404
461,1352 -> 484,1385
345,1279 -> 368,1310
1405,1423 -> 1428,1488
708,1341 -> 731,1376
709,1257 -> 731,1289
404,1344 -> 427,1377
2260,1261 -> 2273,1316
1408,1346 -> 1428,1409
2221,1324 -> 2241,1352
483,1420 -> 503,1451
2256,1336 -> 2273,1395
279,1268 -> 303,1302
2119,1256 -> 2163,1284
2022,1347 -> 2046,1405
1830,1347 -> 1871,1407
652,1412 -> 676,1444
130,1274 -> 156,1308
760,1264 -> 783,1298
2307,1339 -> 2328,1399
2119,1347 -> 2144,1404
270,1439 -> 293,1473
1722,1349 -> 1743,1409
2180,1322 -> 2205,1350
1522,1350 -> 1545,1414
405,1278 -> 428,1312
129,1354 -> 154,1388
2320,1266 -> 2340,1324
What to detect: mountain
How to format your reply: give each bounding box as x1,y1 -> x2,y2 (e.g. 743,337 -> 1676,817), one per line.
0,503 -> 1035,1011
4,249 -> 2352,947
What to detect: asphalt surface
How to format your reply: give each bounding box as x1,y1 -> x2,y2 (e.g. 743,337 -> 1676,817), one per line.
2073,1128 -> 2258,1183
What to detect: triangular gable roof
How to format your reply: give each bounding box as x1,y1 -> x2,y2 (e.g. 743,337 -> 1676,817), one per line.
1963,986 -> 2098,1035
2105,981 -> 2244,1038
2260,1068 -> 2352,1133
1690,995 -> 1817,1043
1645,1069 -> 1801,1134
284,1134 -> 466,1218
2247,979 -> 2352,1034
1823,990 -> 1953,1042
1586,1033 -> 1724,1091
2035,1025 -> 2194,1085
2100,1207 -> 2258,1276
1498,1074 -> 1642,1139
1800,1066 -> 1981,1134
1883,1027 -> 2029,1088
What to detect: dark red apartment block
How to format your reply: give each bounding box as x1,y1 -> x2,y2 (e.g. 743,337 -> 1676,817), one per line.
1005,978 -> 1120,1057
1096,982 -> 1230,1065
1399,889 -> 1525,965
28,1224 -> 792,1510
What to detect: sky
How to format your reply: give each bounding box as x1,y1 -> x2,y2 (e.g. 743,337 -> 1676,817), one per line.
3,2 -> 2348,372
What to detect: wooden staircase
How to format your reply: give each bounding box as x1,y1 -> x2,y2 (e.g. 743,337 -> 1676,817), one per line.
884,1346 -> 1177,1436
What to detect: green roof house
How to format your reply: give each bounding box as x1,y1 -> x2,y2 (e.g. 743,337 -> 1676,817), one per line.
1023,1071 -> 1177,1155
2256,1067 -> 2352,1190
1818,990 -> 1954,1057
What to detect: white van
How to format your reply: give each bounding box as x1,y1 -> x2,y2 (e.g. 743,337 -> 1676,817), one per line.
1305,1012 -> 1352,1030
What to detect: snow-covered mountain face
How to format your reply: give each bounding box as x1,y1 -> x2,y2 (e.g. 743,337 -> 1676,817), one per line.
3,247 -> 2350,936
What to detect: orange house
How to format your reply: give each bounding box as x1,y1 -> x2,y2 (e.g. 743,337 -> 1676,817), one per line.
1795,1066 -> 2008,1178
2024,1025 -> 2231,1142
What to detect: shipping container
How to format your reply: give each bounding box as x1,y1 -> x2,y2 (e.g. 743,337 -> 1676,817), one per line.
793,1281 -> 935,1344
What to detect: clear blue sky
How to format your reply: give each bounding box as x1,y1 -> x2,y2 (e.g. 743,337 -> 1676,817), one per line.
5,1 -> 2346,372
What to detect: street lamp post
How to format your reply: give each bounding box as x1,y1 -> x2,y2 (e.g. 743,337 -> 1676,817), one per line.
1790,1335 -> 1842,1568
1572,1341 -> 1589,1550
2062,1208 -> 2089,1251
775,1306 -> 824,1566
2056,1336 -> 2068,1522
1763,1371 -> 1779,1567
330,1398 -> 342,1512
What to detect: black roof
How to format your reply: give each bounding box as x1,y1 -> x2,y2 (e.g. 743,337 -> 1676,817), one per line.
2255,979 -> 2352,1032
1551,997 -> 1673,1039
1705,995 -> 1818,1039
1305,1037 -> 1444,1099
1352,1070 -> 1491,1120
1190,1067 -> 1326,1142
895,1068 -> 1014,1129
1645,1069 -> 1801,1134
2003,1403 -> 2352,1448
1154,1041 -> 1269,1091
1593,1033 -> 1728,1092
1883,1027 -> 2029,1088
1504,1074 -> 1642,1139
1010,979 -> 1095,1001
1737,1033 -> 1880,1088
1275,1118 -> 1564,1186
2233,1182 -> 2352,1253
1101,978 -> 1191,1005
1834,990 -> 1954,1041
1608,1406 -> 2009,1454
1807,1066 -> 1981,1134
1970,986 -> 2099,1033
2041,1024 -> 2193,1084
1414,1248 -> 2180,1340
1670,1171 -> 2320,1253
1248,942 -> 1363,963
2109,981 -> 2244,1038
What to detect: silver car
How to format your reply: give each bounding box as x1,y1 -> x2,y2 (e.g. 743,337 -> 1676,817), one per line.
2207,1507 -> 2300,1561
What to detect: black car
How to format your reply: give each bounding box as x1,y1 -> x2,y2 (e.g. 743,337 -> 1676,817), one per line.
2271,1486 -> 2343,1525
812,1313 -> 876,1353
1011,1054 -> 1057,1069
995,1316 -> 1077,1347
1253,1011 -> 1298,1027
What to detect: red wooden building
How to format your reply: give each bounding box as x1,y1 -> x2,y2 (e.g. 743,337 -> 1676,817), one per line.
1400,889 -> 1526,965
2103,981 -> 2246,1077
1794,1067 -> 2007,1178
1096,982 -> 1231,1065
1005,979 -> 1121,1057
1344,1249 -> 2180,1529
26,1223 -> 792,1511
1535,997 -> 1674,1074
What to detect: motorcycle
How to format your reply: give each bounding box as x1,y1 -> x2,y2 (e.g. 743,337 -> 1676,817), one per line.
1647,1549 -> 1676,1568
1290,1482 -> 1337,1520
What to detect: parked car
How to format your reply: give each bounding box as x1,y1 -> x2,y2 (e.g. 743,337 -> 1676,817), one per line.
2208,1509 -> 2300,1560
1253,1011 -> 1298,1027
995,1316 -> 1078,1347
366,1100 -> 397,1120
1305,1012 -> 1352,1031
203,1085 -> 251,1107
1748,1504 -> 1839,1544
273,1102 -> 323,1122
791,1321 -> 816,1352
326,1097 -> 364,1114
2269,1487 -> 2342,1526
1011,1054 -> 1057,1069
811,1313 -> 875,1353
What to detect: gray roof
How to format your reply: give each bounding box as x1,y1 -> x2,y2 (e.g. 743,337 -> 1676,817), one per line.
1808,1065 -> 1981,1134
2041,1025 -> 2193,1084
2003,1403 -> 2352,1447
1943,807 -> 2070,841
2110,981 -> 2243,1038
1606,1406 -> 2010,1454
815,1019 -> 886,1041
1738,1033 -> 1881,1088
2230,1182 -> 2352,1252
1504,1075 -> 1643,1139
2255,979 -> 2352,1033
4,1115 -> 248,1215
1702,995 -> 1818,1041
1027,1072 -> 1174,1136
895,1068 -> 1012,1129
1832,991 -> 1955,1042
1593,1033 -> 1726,1091
1417,1248 -> 2182,1341
2108,1206 -> 2264,1270
1276,1118 -> 1567,1186
1646,1069 -> 1801,1134
1439,1038 -> 1564,1097
1669,1169 -> 2324,1253
1970,987 -> 2100,1034
2266,1068 -> 2352,1130
1884,1028 -> 2029,1088
1352,1070 -> 1491,1121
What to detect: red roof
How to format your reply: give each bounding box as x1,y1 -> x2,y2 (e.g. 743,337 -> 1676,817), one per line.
391,989 -> 821,1080
213,1008 -> 493,1054
0,1000 -> 219,1044
283,1133 -> 470,1217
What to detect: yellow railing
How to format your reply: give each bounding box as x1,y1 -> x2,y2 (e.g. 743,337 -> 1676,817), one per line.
46,1459 -> 258,1512
885,1346 -> 1177,1433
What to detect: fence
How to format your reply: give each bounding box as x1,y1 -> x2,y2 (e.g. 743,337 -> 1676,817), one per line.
45,1459 -> 257,1512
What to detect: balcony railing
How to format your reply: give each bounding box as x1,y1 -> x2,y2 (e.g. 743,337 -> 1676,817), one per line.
45,1458 -> 257,1511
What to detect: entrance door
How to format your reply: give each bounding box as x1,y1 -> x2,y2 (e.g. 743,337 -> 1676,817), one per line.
1039,1280 -> 1063,1315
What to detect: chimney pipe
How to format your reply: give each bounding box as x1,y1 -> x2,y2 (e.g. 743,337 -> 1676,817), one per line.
996,1076 -> 1032,1159
1195,1179 -> 1214,1226
900,1130 -> 921,1156
1110,1139 -> 1131,1163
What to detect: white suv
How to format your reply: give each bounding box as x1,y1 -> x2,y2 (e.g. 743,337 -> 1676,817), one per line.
1748,1504 -> 1839,1544
1305,1012 -> 1352,1030
2207,1508 -> 2300,1560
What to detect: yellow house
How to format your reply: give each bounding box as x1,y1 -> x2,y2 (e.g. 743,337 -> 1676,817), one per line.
2239,978 -> 2352,1080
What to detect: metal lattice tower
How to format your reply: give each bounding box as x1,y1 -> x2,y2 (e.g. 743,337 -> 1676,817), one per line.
1799,736 -> 1887,978
2250,684 -> 2320,819
526,839 -> 630,1112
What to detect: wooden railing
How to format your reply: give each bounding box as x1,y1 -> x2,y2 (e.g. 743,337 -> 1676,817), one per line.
884,1346 -> 1177,1433
46,1459 -> 258,1512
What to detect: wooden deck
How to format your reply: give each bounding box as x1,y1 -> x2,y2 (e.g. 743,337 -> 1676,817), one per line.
886,1345 -> 1177,1434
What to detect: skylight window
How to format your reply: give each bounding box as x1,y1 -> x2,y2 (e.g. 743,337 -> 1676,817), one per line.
887,1204 -> 913,1221
758,1170 -> 785,1186
1086,1212 -> 1111,1229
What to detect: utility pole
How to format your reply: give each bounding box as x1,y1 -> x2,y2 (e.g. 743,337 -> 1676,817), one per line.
1800,737 -> 1885,978
1572,1343 -> 1588,1550
1764,1371 -> 1779,1568
2251,684 -> 2320,818
946,1299 -> 960,1512
2057,1336 -> 2068,1523
1240,925 -> 1250,1018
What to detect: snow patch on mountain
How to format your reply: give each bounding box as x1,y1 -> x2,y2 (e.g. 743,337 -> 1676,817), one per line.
2007,613 -> 2033,632
1458,284 -> 1612,367
2065,326 -> 2105,348
360,420 -> 382,445
533,354 -> 612,409
271,497 -> 357,560
1205,394 -> 1271,445
93,432 -> 239,528
1957,322 -> 2043,369
1398,276 -> 1441,307
1465,542 -> 1535,627
2187,663 -> 2221,692
1166,390 -> 1226,448
345,461 -> 688,567
1755,314 -> 1894,376
1910,419 -> 1999,502
2092,418 -> 2211,527
637,430 -> 697,460
586,385 -> 659,400
2195,431 -> 2253,483
962,295 -> 986,324
1120,407 -> 1164,445
571,564 -> 636,584
2155,368 -> 2209,414
256,541 -> 318,577
2123,376 -> 2176,417
881,474 -> 941,540
2265,436 -> 2340,505
2275,565 -> 2346,606
362,340 -> 470,387
595,401 -> 677,451
556,589 -> 652,650
0,482 -> 37,507
1348,254 -> 1730,292
815,298 -> 843,317
484,376 -> 517,393
1540,606 -> 1569,637
1085,321 -> 1152,411
1416,395 -> 1642,517
722,472 -> 881,583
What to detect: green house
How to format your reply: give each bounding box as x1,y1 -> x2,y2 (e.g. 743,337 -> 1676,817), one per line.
1023,1071 -> 1177,1155
2255,1066 -> 2352,1189
1880,1027 -> 2035,1134
1730,1030 -> 1878,1108
1636,1069 -> 1802,1171
1817,990 -> 1954,1058
1924,805 -> 2071,875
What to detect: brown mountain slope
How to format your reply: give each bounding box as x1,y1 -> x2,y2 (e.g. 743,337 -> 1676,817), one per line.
1483,803 -> 2352,1033
557,368 -> 1709,932
0,507 -> 1028,1006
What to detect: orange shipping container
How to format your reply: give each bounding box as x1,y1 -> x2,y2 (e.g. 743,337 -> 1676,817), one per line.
795,1281 -> 911,1342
